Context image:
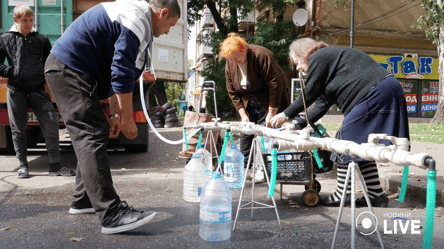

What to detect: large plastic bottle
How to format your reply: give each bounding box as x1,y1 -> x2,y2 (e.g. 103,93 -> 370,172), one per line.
195,143 -> 213,171
223,144 -> 245,188
199,171 -> 232,242
183,155 -> 210,202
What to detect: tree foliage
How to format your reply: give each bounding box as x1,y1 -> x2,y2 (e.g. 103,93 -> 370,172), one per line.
165,82 -> 184,111
187,0 -> 298,36
412,0 -> 444,43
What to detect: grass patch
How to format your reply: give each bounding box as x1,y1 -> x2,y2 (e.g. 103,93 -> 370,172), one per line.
321,122 -> 444,145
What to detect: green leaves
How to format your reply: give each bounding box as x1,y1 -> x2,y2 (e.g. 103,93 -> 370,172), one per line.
412,0 -> 444,43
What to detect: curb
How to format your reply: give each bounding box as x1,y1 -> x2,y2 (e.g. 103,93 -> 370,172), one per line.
381,175 -> 444,206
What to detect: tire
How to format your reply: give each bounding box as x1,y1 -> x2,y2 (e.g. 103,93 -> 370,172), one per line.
162,102 -> 173,110
151,111 -> 163,118
151,119 -> 164,125
149,116 -> 161,122
164,116 -> 179,123
124,144 -> 148,153
154,123 -> 164,128
164,120 -> 179,128
165,107 -> 177,114
149,110 -> 158,117
164,113 -> 177,119
150,106 -> 160,113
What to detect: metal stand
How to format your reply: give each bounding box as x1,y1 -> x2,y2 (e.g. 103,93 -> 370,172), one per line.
331,160 -> 384,249
233,137 -> 281,231
203,130 -> 220,172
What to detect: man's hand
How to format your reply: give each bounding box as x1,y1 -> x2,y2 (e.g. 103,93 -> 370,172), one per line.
109,116 -> 121,138
115,92 -> 137,140
120,116 -> 137,140
270,113 -> 287,128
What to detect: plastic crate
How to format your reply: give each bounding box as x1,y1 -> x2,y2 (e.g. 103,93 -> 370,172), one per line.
261,151 -> 310,181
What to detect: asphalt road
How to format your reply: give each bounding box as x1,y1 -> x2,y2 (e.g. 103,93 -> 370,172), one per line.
1,128 -> 443,248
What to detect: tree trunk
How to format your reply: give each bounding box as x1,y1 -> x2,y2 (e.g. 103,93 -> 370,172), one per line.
229,7 -> 239,33
431,23 -> 444,124
206,0 -> 228,36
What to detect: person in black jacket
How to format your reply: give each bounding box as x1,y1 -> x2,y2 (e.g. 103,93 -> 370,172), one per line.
0,5 -> 75,178
271,38 -> 409,207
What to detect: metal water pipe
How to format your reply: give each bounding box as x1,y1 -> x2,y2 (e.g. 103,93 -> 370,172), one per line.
61,0 -> 65,35
34,0 -> 39,32
350,0 -> 354,48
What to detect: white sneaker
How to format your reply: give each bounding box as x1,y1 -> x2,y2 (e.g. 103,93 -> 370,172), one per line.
69,207 -> 95,215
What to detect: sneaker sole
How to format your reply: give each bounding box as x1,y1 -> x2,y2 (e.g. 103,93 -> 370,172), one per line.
49,172 -> 76,177
69,207 -> 95,215
101,211 -> 156,235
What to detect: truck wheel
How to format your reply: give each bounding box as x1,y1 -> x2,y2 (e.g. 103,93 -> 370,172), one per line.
124,144 -> 148,153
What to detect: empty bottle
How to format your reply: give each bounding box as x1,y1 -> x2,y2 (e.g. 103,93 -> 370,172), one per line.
223,144 -> 244,188
183,155 -> 210,202
199,171 -> 232,242
195,143 -> 213,171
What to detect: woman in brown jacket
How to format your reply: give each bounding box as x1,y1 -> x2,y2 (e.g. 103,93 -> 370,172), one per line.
220,33 -> 291,168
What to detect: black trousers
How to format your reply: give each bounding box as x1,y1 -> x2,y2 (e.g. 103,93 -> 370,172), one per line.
239,111 -> 266,168
44,54 -> 120,221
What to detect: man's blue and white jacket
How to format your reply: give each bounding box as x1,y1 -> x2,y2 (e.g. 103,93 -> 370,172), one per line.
51,0 -> 152,99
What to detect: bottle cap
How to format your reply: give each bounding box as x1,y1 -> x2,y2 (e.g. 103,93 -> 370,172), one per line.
231,144 -> 237,149
211,171 -> 221,178
200,143 -> 205,148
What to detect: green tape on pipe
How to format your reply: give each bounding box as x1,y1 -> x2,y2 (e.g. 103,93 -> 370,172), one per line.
423,170 -> 436,249
196,130 -> 203,150
218,131 -> 229,165
313,150 -> 323,169
268,148 -> 277,197
183,129 -> 188,149
398,165 -> 409,203
261,136 -> 265,153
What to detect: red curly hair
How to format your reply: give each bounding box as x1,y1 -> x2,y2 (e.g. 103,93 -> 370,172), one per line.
220,33 -> 247,59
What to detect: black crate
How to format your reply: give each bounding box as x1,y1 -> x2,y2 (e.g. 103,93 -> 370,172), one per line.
261,151 -> 310,181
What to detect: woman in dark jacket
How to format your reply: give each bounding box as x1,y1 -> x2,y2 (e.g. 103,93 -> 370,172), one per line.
220,33 -> 291,168
271,38 -> 409,207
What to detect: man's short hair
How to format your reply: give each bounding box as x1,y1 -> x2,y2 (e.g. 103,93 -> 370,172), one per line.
13,4 -> 34,19
149,0 -> 181,19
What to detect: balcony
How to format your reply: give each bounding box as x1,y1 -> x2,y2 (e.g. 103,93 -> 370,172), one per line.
201,13 -> 214,29
238,11 -> 255,34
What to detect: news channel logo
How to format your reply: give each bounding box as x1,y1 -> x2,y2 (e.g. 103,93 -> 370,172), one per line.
356,211 -> 379,236
356,211 -> 421,235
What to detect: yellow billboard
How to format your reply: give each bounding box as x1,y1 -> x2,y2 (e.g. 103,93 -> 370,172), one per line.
369,54 -> 439,80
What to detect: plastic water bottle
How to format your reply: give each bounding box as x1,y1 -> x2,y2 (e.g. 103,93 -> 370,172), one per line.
183,155 -> 210,202
195,143 -> 213,171
223,144 -> 244,188
199,171 -> 232,242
